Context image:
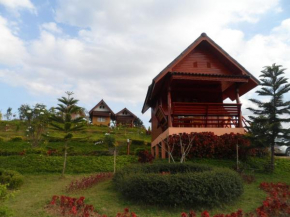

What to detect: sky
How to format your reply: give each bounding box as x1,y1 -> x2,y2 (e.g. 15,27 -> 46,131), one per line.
0,0 -> 290,127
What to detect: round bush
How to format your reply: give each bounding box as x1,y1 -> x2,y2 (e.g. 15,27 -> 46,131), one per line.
0,169 -> 24,189
113,163 -> 243,207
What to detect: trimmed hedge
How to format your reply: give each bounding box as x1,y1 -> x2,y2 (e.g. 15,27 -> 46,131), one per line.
9,136 -> 23,142
0,141 -> 146,156
0,169 -> 24,189
113,163 -> 243,207
0,155 -> 137,174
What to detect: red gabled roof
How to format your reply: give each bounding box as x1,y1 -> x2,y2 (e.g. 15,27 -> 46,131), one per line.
89,99 -> 115,116
116,108 -> 137,118
142,32 -> 260,113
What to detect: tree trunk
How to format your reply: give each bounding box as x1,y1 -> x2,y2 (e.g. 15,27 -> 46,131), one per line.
62,141 -> 68,177
270,142 -> 275,172
113,148 -> 116,173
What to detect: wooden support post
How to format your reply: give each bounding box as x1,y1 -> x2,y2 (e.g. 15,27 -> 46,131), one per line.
167,88 -> 172,127
161,141 -> 166,159
235,84 -> 243,128
127,139 -> 130,155
155,145 -> 159,159
151,146 -> 155,156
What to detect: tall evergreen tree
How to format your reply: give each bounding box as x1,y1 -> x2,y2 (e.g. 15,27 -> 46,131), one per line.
247,63 -> 290,171
49,92 -> 86,177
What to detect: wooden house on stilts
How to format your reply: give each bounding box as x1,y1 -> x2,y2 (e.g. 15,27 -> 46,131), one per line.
142,33 -> 260,159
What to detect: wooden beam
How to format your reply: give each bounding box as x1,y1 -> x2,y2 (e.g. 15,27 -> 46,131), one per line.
236,84 -> 243,127
172,75 -> 249,83
161,141 -> 166,159
155,145 -> 159,159
167,88 -> 172,127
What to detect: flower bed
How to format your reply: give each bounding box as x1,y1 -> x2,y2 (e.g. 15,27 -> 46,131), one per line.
47,196 -> 137,217
113,163 -> 243,207
66,173 -> 113,192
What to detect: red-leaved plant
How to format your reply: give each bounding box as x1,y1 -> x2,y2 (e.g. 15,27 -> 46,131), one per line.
66,173 -> 113,192
47,195 -> 104,217
47,197 -> 137,217
138,150 -> 154,163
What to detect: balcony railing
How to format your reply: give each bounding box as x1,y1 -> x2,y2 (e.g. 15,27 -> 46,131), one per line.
171,102 -> 241,128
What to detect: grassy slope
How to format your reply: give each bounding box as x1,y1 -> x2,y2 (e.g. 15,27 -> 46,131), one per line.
0,120 -> 151,144
4,158 -> 290,217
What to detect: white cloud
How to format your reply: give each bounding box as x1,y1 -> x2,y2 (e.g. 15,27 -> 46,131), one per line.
41,22 -> 63,34
0,0 -> 36,13
0,16 -> 27,66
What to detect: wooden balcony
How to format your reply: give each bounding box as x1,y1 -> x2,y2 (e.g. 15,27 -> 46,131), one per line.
171,102 -> 242,128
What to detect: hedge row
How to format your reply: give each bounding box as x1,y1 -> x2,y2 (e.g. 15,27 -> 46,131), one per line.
113,163 -> 243,207
0,155 -> 137,174
0,141 -> 150,156
0,169 -> 24,189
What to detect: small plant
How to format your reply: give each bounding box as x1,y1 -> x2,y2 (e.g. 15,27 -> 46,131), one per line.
66,173 -> 113,192
116,208 -> 137,217
0,169 -> 24,189
19,150 -> 26,156
47,195 -> 101,217
138,150 -> 154,163
47,149 -> 57,156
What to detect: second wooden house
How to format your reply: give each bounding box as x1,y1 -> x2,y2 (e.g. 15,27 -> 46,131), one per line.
115,108 -> 137,127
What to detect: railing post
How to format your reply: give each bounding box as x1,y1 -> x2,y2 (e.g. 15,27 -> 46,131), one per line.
235,84 -> 243,128
205,104 -> 208,127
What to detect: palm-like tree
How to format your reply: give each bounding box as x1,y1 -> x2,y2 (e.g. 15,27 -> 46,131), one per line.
247,63 -> 290,171
50,91 -> 86,177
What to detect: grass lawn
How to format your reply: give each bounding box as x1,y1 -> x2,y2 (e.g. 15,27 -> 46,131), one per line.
3,157 -> 290,217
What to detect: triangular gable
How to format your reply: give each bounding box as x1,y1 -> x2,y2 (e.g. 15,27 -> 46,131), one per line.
116,108 -> 137,118
142,33 -> 260,113
153,33 -> 259,83
89,99 -> 115,115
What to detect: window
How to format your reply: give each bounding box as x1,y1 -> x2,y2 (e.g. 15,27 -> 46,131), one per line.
193,62 -> 198,68
99,105 -> 105,109
97,117 -> 106,122
207,62 -> 211,68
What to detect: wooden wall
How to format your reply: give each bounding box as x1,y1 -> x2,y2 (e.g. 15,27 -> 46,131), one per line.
92,116 -> 111,126
172,44 -> 235,75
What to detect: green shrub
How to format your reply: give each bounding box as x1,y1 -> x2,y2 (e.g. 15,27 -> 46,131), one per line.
0,169 -> 24,189
0,206 -> 12,217
0,184 -> 13,217
0,137 -> 4,143
134,147 -> 148,155
0,184 -> 8,201
131,140 -> 145,146
0,155 -> 137,174
10,136 -> 23,142
113,163 -> 243,207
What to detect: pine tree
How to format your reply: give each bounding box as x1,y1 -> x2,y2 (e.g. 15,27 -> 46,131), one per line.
247,63 -> 290,171
49,91 -> 86,177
